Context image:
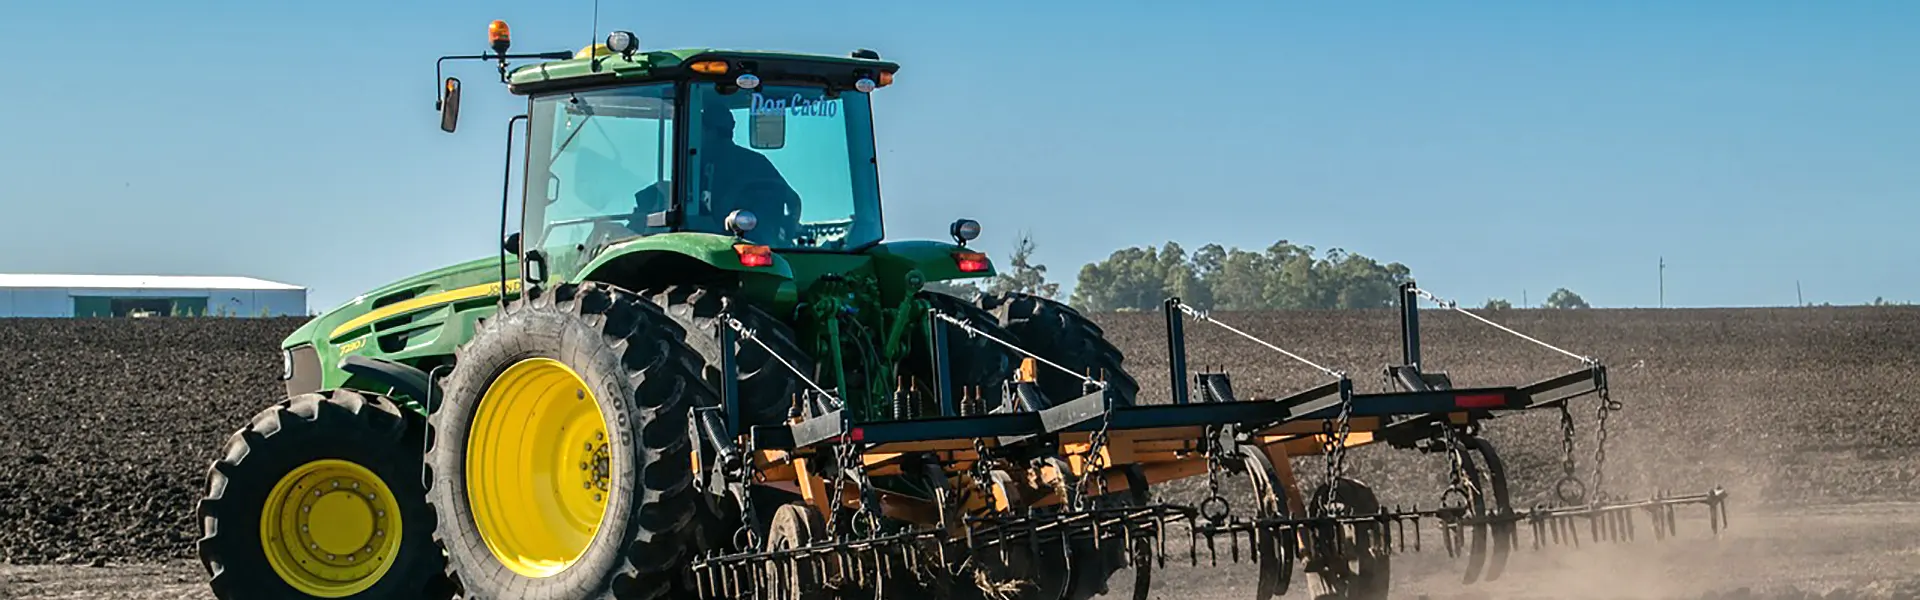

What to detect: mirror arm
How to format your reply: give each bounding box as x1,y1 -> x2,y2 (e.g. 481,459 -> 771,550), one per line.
437,51 -> 577,98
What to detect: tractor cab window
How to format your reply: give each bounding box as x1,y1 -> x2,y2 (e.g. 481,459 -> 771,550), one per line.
523,83 -> 678,274
685,83 -> 883,250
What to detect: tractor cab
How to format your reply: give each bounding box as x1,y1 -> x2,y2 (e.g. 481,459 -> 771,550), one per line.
438,23 -> 915,289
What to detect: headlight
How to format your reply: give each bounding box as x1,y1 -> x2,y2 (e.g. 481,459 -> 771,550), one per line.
281,349 -> 294,381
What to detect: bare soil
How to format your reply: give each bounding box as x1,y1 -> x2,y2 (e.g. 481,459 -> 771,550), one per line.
2,305 -> 1918,598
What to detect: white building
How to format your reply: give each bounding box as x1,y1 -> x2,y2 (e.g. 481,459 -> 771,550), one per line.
0,274 -> 308,318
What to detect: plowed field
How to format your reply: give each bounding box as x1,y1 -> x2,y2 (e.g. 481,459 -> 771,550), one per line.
3,305 -> 1918,599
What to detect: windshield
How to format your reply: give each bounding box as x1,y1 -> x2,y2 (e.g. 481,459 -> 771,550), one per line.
523,83 -> 677,275
685,83 -> 882,250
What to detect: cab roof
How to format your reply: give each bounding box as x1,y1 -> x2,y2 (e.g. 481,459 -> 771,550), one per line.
506,47 -> 900,95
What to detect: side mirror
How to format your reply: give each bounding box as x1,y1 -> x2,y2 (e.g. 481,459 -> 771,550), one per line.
749,109 -> 785,149
439,77 -> 462,133
503,231 -> 521,255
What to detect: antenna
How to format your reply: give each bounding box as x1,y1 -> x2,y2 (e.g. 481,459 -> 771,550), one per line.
588,0 -> 602,72
1659,256 -> 1666,308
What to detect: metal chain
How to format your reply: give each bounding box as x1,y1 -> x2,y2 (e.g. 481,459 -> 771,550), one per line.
970,437 -> 998,514
736,435 -> 761,550
1438,424 -> 1475,512
1316,390 -> 1355,513
1205,429 -> 1225,499
1558,403 -> 1578,484
1591,387 -> 1621,502
827,437 -> 854,536
1075,408 -> 1115,510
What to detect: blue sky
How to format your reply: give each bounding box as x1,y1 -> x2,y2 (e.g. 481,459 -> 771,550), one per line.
3,1 -> 1915,312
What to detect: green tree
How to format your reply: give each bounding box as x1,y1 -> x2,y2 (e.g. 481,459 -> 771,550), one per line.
1071,245 -> 1181,311
1482,298 -> 1513,310
1073,239 -> 1413,312
1544,288 -> 1590,309
985,232 -> 1060,299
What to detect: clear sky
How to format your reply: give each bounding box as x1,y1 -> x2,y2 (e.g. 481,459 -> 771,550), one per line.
4,1 -> 1915,312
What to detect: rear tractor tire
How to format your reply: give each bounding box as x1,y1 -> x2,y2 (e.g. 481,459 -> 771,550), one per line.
196,390 -> 449,600
913,291 -> 1020,414
975,292 -> 1139,407
425,282 -> 709,600
648,284 -> 815,428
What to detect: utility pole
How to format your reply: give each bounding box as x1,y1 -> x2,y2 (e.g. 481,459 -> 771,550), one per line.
1659,256 -> 1666,308
1796,280 -> 1804,307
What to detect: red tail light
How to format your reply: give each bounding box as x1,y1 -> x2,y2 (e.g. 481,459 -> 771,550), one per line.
955,251 -> 989,273
734,244 -> 773,268
1454,393 -> 1507,409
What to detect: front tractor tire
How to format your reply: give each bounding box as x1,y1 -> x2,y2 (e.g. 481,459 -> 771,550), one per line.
196,390 -> 448,600
426,282 -> 709,600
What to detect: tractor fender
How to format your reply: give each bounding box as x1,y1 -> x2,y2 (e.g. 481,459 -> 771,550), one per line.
573,232 -> 798,310
577,232 -> 795,281
339,354 -> 441,409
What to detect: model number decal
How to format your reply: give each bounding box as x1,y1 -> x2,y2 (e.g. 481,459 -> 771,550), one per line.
338,338 -> 367,354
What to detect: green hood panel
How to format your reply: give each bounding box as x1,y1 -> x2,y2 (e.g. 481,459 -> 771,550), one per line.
282,255 -> 522,398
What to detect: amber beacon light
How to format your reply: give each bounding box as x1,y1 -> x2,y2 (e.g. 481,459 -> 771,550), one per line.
488,20 -> 512,54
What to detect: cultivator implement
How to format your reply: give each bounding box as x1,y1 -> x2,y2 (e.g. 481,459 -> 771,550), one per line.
686,281 -> 1729,599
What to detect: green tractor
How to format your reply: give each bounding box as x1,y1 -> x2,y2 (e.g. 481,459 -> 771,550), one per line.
195,20 -> 1133,600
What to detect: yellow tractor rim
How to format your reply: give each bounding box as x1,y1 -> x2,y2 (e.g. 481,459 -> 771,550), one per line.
260,459 -> 402,598
469,357 -> 614,578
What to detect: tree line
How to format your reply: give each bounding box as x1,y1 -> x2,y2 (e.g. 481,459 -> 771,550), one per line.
924,233 -> 1600,312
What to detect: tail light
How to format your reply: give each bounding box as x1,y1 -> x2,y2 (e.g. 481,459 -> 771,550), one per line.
955,251 -> 989,273
734,244 -> 774,267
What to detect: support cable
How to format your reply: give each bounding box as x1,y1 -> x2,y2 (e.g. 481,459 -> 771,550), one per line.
930,311 -> 1106,390
1173,302 -> 1346,380
724,316 -> 842,405
1407,287 -> 1598,366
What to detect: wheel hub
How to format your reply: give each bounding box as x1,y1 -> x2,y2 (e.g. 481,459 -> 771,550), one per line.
469,357 -> 614,579
261,460 -> 402,598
